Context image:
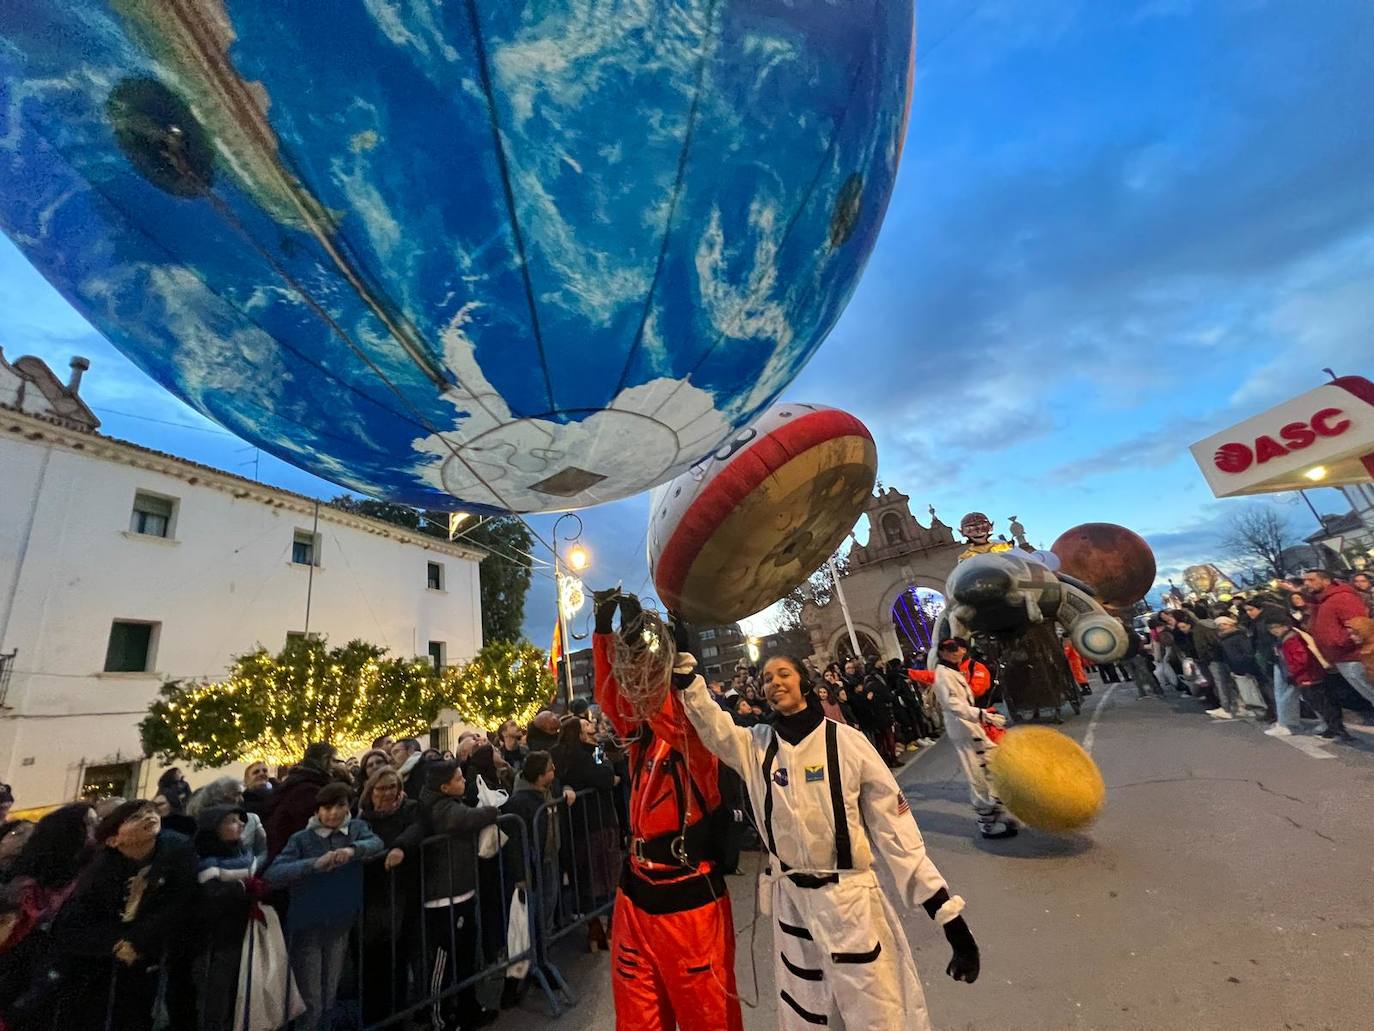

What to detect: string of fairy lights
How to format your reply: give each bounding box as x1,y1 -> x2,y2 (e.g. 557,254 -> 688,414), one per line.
146,639 -> 554,768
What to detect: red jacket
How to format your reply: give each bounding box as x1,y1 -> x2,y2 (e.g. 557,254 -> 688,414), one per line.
1308,583 -> 1365,664
1278,633 -> 1326,687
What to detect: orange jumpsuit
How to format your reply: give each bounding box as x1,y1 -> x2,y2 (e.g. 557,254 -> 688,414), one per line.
593,633 -> 743,1031
1063,641 -> 1089,687
960,658 -> 993,702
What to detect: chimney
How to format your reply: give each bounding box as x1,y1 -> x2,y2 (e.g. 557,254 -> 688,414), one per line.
68,356 -> 90,395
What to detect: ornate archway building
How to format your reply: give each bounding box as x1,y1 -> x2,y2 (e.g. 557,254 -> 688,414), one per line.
801,488 -> 966,662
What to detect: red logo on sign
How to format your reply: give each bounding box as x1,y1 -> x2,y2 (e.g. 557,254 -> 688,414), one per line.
1214,443 -> 1252,473
1212,408 -> 1352,474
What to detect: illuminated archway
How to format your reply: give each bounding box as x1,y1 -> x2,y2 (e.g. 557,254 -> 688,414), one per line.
892,586 -> 945,657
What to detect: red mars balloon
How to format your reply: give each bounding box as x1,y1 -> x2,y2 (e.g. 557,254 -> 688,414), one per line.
1050,523 -> 1157,609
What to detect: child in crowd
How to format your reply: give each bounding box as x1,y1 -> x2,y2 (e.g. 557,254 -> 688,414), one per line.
266,782 -> 384,1031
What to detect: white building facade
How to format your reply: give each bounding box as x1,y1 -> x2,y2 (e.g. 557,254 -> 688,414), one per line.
0,353 -> 485,808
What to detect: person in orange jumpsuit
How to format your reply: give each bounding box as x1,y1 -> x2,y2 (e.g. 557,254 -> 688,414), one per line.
592,590 -> 743,1031
958,652 -> 994,703
1063,639 -> 1091,694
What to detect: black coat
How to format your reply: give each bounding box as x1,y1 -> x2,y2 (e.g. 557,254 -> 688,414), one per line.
417,789 -> 497,903
241,783 -> 275,816
1191,621 -> 1224,665
503,784 -> 558,870
54,832 -> 199,964
43,832 -> 201,1030
359,799 -> 424,937
857,673 -> 895,730
191,806 -> 256,953
525,727 -> 559,755
549,742 -> 616,834
1219,629 -> 1260,677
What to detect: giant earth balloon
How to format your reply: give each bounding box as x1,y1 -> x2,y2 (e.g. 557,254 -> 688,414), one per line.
0,1 -> 916,513
1051,523 -> 1157,609
649,403 -> 876,624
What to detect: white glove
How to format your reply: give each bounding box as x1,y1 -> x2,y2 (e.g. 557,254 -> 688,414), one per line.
982,710 -> 1007,729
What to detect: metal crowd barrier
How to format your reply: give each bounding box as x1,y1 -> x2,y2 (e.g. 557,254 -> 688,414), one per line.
36,789 -> 624,1030
201,812 -> 550,1031
530,786 -> 623,1016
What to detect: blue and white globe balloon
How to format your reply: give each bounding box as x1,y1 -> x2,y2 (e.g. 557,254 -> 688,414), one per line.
0,1 -> 915,512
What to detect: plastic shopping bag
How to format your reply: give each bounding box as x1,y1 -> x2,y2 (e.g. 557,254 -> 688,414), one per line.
233,906 -> 305,1031
506,887 -> 531,979
1235,673 -> 1266,710
476,775 -> 510,859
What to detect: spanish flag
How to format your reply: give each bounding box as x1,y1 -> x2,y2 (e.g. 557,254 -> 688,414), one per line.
549,618 -> 563,678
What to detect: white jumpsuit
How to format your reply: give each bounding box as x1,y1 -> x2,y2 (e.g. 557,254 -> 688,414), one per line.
920,665 -> 1012,833
680,678 -> 952,1031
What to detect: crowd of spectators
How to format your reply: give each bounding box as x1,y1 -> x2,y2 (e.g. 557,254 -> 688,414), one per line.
10,568 -> 1361,1030
1141,568 -> 1374,740
0,651 -> 947,1031
0,709 -> 628,1031
707,655 -> 945,768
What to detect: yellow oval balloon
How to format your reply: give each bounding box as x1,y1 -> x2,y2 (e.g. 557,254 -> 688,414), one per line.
988,726 -> 1106,832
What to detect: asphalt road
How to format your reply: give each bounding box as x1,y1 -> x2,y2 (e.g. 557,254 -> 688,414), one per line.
500,682 -> 1374,1031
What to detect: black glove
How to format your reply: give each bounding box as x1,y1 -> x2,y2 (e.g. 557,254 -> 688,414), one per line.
943,917 -> 980,984
669,612 -> 697,690
618,594 -> 644,645
670,612 -> 692,656
593,589 -> 620,635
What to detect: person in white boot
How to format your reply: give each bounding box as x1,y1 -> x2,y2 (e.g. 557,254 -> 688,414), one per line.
677,650 -> 980,1031
909,637 -> 1020,839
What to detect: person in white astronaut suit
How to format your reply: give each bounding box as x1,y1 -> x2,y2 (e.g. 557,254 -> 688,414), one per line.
909,637 -> 1019,840
677,652 -> 980,1031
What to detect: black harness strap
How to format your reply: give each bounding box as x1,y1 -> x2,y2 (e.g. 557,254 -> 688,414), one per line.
629,725 -> 713,868
825,720 -> 852,870
761,734 -> 781,860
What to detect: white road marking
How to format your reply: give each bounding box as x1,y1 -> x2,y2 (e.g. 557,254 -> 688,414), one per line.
1082,684 -> 1118,757
1276,734 -> 1337,760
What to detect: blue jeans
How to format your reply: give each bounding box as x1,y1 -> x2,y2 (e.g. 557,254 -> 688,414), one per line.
1336,661 -> 1374,708
1274,665 -> 1302,730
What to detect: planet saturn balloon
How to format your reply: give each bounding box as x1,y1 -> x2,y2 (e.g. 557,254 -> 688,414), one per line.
0,2 -> 916,513
649,403 -> 877,624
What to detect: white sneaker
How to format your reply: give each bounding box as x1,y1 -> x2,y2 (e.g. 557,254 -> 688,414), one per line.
1208,709 -> 1235,720
1264,725 -> 1293,737
1313,723 -> 1328,735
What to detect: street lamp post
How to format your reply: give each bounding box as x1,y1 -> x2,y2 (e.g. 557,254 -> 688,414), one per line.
553,513 -> 589,708
829,556 -> 862,660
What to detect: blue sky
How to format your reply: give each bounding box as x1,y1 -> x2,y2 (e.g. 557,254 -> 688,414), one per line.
4,0 -> 1372,655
